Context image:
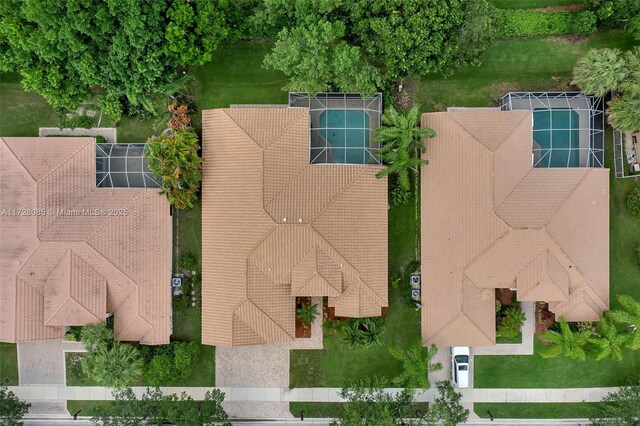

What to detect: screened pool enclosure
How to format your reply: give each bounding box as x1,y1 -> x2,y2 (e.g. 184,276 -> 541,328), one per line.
501,92 -> 604,168
289,92 -> 383,165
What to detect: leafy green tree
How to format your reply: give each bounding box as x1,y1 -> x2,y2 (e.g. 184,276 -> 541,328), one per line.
0,385 -> 30,426
349,0 -> 464,81
336,378 -> 417,426
450,0 -> 498,68
572,48 -> 628,97
80,322 -> 114,352
497,306 -> 526,340
388,341 -> 442,389
375,106 -> 435,191
608,295 -> 640,349
164,0 -> 229,67
537,317 -> 592,361
608,96 -> 640,133
426,381 -> 469,426
584,0 -> 640,28
178,253 -> 199,272
589,384 -> 640,426
0,0 -> 230,118
263,20 -> 381,95
146,128 -> 203,210
83,343 -> 143,388
589,316 -> 629,361
296,303 -> 319,327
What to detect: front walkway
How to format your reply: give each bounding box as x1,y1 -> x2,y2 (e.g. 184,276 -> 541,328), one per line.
7,385 -> 618,403
474,302 -> 535,356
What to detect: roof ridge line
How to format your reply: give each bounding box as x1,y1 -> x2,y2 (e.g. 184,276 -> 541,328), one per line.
310,165 -> 368,224
542,169 -> 592,227
221,109 -> 262,149
235,298 -> 294,340
37,138 -> 94,182
260,107 -> 307,149
0,137 -> 38,183
461,227 -> 511,276
542,229 -> 588,286
307,226 -> 359,285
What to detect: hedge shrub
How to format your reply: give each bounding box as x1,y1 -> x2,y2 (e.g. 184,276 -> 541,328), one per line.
627,185 -> 640,216
497,10 -> 597,37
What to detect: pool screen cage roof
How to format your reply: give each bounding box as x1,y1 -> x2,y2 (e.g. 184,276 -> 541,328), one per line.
289,92 -> 383,165
500,92 -> 604,168
96,143 -> 161,188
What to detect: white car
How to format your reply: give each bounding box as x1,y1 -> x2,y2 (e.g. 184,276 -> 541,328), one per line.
451,346 -> 470,388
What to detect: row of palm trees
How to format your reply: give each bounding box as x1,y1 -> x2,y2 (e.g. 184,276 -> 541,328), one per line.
538,295 -> 640,361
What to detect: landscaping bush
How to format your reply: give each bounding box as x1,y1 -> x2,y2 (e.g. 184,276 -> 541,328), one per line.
636,241 -> 640,267
626,186 -> 640,215
143,342 -> 200,386
177,254 -> 198,273
497,10 -> 596,37
390,184 -> 411,206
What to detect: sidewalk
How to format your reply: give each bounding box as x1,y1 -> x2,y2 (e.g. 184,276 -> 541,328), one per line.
7,385 -> 618,403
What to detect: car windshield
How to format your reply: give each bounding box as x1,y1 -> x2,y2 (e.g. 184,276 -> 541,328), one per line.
454,355 -> 469,363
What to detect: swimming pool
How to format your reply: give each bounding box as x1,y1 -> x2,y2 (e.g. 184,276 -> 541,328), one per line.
533,108 -> 580,167
317,110 -> 371,164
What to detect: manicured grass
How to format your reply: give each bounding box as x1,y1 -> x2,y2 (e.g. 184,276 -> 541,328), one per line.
0,343 -> 19,386
67,400 -> 110,418
290,287 -> 421,387
65,352 -> 99,386
475,402 -> 604,419
490,0 -> 581,9
416,31 -> 637,112
0,72 -> 58,136
388,192 -> 418,275
290,402 -> 430,418
190,41 -> 288,131
175,200 -> 203,268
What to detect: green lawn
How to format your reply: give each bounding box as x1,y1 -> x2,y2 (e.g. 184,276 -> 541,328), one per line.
0,343 -> 19,386
416,31 -> 637,112
388,192 -> 419,274
290,287 -> 421,387
0,73 -> 58,136
475,403 -> 604,419
289,402 -> 430,418
490,0 -> 581,9
67,400 -> 109,418
65,352 -> 99,386
496,333 -> 522,344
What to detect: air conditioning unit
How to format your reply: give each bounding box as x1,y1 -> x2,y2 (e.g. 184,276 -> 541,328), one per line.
411,289 -> 421,301
410,274 -> 421,288
171,277 -> 182,288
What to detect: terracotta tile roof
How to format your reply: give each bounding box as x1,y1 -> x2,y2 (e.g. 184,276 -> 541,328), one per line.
421,110 -> 609,347
201,107 -> 388,346
0,137 -> 171,344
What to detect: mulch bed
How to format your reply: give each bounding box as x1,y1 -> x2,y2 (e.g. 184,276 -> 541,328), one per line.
534,4 -> 585,12
535,302 -> 556,335
295,296 -> 312,339
496,288 -> 517,306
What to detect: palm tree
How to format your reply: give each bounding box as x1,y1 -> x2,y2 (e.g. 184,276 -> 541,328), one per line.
497,306 -> 526,339
341,320 -> 364,347
296,303 -> 319,327
84,343 -> 143,388
607,96 -> 640,133
608,295 -> 640,350
80,322 -> 114,352
388,341 -> 442,389
537,317 -> 592,361
589,316 -> 629,361
374,105 -> 436,191
359,318 -> 384,347
572,48 -> 628,97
